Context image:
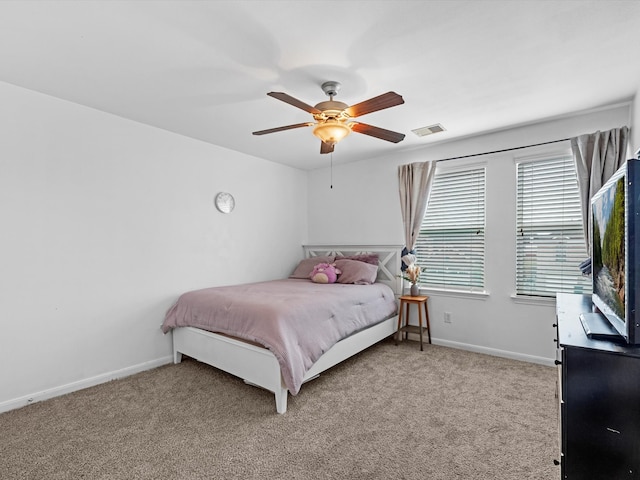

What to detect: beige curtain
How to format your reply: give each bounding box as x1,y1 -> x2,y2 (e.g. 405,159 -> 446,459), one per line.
571,126 -> 629,252
398,161 -> 437,258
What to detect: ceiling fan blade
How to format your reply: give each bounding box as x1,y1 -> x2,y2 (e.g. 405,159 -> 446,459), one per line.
252,122 -> 313,136
345,92 -> 404,118
267,92 -> 322,114
320,141 -> 334,154
351,122 -> 406,143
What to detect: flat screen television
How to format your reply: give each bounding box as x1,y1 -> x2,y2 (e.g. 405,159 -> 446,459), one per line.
589,158 -> 640,343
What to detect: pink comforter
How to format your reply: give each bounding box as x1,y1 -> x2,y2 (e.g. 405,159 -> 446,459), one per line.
162,279 -> 397,394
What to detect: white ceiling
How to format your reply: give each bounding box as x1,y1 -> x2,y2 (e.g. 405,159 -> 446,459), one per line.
1,0 -> 639,170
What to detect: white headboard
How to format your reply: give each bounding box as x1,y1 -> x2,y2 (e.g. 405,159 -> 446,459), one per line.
303,244 -> 403,295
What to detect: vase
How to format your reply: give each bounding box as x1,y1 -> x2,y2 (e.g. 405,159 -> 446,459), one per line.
410,284 -> 420,297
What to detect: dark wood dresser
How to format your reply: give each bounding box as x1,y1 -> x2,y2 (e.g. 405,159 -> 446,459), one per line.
556,293 -> 640,479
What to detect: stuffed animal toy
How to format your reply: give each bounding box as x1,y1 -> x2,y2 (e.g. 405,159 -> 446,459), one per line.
309,262 -> 341,284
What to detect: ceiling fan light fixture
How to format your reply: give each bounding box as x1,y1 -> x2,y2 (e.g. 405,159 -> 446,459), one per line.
254,83 -> 405,154
312,119 -> 351,146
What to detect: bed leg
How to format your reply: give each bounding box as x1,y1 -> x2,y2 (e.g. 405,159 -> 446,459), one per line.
275,387 -> 288,414
173,350 -> 183,364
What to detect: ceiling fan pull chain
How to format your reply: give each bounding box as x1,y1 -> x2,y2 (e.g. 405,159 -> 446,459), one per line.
330,152 -> 334,189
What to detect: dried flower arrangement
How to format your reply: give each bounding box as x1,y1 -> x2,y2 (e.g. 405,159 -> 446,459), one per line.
399,263 -> 422,285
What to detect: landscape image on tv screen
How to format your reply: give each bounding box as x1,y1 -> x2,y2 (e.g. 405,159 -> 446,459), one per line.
592,177 -> 626,320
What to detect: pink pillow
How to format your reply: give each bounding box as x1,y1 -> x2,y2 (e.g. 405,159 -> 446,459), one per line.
289,256 -> 335,279
335,259 -> 378,285
334,253 -> 379,266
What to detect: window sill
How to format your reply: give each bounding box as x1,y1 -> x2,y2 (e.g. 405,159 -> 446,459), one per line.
416,287 -> 489,300
510,294 -> 556,306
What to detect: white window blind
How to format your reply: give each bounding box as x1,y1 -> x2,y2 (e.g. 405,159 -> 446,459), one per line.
415,167 -> 485,292
516,155 -> 591,297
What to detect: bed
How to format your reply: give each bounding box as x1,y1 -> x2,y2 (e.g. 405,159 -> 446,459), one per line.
162,245 -> 402,413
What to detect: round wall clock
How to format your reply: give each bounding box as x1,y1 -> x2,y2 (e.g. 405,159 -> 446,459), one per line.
214,192 -> 235,213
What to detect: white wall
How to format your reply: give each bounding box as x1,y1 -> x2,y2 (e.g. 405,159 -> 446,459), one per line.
308,103 -> 632,365
633,86 -> 640,154
0,81 -> 307,411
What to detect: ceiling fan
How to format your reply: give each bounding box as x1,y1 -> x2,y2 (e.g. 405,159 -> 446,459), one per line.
252,81 -> 406,154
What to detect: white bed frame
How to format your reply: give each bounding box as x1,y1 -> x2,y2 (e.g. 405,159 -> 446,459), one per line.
171,244 -> 402,413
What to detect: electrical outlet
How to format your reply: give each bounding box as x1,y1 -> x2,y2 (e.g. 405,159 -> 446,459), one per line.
444,312 -> 452,323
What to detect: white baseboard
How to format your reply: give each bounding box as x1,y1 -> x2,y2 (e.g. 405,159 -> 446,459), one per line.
0,355 -> 174,414
402,333 -> 555,367
1,337 -> 556,415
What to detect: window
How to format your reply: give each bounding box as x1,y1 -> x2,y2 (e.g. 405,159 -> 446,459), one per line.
415,167 -> 485,292
516,155 -> 591,297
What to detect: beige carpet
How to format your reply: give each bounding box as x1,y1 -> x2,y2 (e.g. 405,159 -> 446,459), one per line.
0,339 -> 559,479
